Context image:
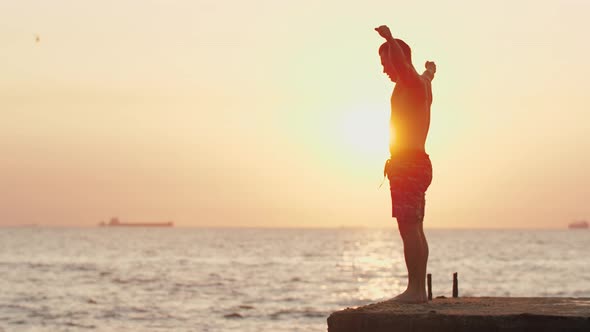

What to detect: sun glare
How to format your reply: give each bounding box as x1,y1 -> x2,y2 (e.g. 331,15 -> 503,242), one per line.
335,103 -> 389,160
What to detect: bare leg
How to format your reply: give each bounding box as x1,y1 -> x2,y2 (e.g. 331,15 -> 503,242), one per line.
393,220 -> 428,303
418,222 -> 429,294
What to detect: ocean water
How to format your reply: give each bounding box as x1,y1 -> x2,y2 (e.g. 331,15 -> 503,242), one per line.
0,228 -> 588,332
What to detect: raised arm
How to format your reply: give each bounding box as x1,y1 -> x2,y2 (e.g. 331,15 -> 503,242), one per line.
375,25 -> 420,84
422,61 -> 436,82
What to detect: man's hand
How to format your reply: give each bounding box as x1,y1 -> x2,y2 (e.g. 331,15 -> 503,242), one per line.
375,25 -> 393,41
425,61 -> 436,74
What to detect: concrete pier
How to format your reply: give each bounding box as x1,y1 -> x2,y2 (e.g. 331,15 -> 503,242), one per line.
328,297 -> 590,332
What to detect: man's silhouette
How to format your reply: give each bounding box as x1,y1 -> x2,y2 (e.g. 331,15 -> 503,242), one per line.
376,25 -> 436,303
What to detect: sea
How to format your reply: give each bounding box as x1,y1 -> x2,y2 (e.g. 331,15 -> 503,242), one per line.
0,228 -> 588,332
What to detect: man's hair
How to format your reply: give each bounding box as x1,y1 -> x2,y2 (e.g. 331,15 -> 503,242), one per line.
379,39 -> 412,63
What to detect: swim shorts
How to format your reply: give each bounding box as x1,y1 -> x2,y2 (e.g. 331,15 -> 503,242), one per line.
384,151 -> 433,222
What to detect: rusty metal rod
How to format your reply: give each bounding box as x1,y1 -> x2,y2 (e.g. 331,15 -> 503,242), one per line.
427,273 -> 432,300
453,272 -> 459,298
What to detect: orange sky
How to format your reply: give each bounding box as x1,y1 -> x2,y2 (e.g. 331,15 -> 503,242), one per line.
1,0 -> 589,228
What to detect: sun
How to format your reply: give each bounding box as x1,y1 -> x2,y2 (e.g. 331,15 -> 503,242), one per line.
335,102 -> 390,160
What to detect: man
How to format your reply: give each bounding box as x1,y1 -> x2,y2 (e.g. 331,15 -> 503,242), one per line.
375,25 -> 436,303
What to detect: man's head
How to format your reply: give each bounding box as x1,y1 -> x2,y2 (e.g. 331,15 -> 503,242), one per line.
379,39 -> 412,83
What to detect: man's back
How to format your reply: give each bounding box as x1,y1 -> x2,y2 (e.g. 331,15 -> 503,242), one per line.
389,77 -> 432,155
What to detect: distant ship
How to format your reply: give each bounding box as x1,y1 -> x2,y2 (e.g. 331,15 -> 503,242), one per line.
99,217 -> 174,228
568,220 -> 588,230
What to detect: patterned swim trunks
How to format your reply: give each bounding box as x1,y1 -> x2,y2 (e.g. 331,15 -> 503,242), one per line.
384,151 -> 433,222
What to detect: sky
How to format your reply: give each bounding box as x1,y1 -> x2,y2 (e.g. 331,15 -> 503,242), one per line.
1,0 -> 589,228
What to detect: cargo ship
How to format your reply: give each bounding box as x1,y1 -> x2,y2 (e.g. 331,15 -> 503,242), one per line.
99,217 -> 174,227
568,220 -> 588,229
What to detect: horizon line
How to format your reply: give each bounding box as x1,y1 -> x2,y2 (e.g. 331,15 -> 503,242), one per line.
0,225 -> 575,231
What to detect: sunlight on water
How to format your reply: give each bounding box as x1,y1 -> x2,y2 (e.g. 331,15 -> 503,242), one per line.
0,228 -> 588,331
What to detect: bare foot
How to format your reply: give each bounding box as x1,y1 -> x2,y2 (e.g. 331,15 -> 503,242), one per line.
392,289 -> 428,304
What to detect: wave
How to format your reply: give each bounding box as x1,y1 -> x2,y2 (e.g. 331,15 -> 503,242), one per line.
269,308 -> 328,320
111,276 -> 161,285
